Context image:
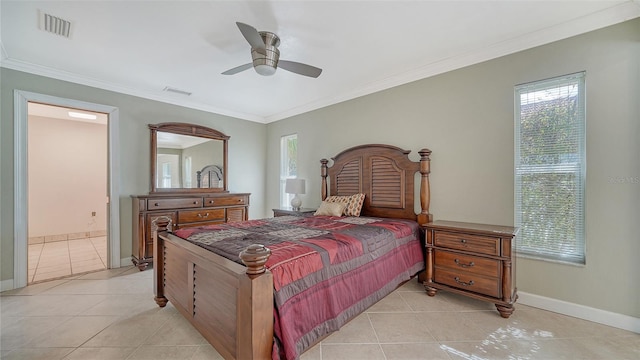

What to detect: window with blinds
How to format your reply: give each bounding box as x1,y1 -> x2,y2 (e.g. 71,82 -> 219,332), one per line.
514,72 -> 586,264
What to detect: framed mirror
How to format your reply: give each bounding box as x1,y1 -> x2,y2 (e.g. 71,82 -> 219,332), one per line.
150,123 -> 229,193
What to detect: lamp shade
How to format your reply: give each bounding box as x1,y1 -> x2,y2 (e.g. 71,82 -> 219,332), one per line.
285,178 -> 305,194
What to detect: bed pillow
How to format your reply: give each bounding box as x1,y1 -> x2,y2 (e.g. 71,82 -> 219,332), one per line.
314,201 -> 347,217
325,193 -> 365,216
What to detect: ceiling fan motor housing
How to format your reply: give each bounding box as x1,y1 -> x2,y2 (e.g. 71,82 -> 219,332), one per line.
252,31 -> 280,76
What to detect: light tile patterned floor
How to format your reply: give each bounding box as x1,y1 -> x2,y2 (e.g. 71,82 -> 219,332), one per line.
28,237 -> 107,283
1,268 -> 638,359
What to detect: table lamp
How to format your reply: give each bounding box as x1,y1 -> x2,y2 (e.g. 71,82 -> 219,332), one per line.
285,178 -> 305,210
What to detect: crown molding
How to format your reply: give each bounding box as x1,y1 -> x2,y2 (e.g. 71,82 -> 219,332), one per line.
264,2 -> 640,123
0,58 -> 268,124
0,41 -> 8,61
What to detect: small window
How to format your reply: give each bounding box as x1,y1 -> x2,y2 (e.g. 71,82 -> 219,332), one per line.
161,162 -> 172,188
184,156 -> 192,188
514,72 -> 586,264
280,134 -> 298,208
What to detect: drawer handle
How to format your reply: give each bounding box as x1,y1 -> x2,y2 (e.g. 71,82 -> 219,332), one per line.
208,200 -> 215,204
459,238 -> 467,244
237,199 -> 243,203
193,201 -> 199,205
454,277 -> 475,286
154,203 -> 159,207
197,213 -> 210,218
454,259 -> 475,268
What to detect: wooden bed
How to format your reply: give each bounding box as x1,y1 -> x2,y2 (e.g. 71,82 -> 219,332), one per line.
153,144 -> 433,359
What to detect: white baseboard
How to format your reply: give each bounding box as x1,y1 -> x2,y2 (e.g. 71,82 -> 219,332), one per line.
518,291 -> 640,334
0,279 -> 15,292
122,257 -> 133,267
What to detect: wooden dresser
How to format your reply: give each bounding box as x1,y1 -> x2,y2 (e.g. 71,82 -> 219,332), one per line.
424,220 -> 518,318
131,192 -> 250,270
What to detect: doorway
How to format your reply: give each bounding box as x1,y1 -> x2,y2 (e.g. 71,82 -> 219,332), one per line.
27,103 -> 108,283
13,91 -> 121,289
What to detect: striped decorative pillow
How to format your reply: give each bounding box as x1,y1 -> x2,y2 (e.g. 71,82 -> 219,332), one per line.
325,193 -> 365,217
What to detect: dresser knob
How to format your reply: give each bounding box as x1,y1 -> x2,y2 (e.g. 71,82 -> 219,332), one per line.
154,203 -> 159,207
193,201 -> 199,205
459,239 -> 467,244
209,200 -> 214,204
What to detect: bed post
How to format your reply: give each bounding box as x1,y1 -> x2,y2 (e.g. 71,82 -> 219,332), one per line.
320,158 -> 329,201
153,231 -> 168,307
417,148 -> 433,225
238,244 -> 274,359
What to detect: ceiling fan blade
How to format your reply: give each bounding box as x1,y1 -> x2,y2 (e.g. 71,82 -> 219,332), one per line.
278,60 -> 322,78
236,22 -> 265,53
221,63 -> 253,75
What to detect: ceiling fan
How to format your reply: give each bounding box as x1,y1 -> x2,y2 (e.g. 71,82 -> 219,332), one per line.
221,22 -> 322,78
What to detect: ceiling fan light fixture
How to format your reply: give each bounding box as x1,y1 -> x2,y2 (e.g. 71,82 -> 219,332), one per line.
222,22 -> 322,78
254,64 -> 277,76
251,45 -> 279,76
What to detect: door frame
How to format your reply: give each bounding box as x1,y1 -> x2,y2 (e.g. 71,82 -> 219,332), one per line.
14,90 -> 121,288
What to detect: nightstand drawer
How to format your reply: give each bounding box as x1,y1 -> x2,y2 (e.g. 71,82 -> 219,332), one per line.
434,268 -> 500,298
178,209 -> 225,223
434,250 -> 500,278
148,198 -> 202,210
434,231 -> 500,256
273,208 -> 317,217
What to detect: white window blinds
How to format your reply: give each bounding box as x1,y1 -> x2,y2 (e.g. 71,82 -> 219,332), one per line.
514,72 -> 586,264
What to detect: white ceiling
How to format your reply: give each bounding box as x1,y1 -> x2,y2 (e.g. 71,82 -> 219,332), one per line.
2,1 -> 639,124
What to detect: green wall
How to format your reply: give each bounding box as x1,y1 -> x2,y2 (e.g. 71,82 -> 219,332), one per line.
266,19 -> 640,318
2,18 -> 638,320
0,69 -> 267,281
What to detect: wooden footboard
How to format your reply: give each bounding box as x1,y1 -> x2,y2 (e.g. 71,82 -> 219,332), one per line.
153,230 -> 273,360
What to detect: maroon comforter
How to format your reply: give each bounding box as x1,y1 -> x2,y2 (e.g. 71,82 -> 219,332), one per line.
174,215 -> 424,360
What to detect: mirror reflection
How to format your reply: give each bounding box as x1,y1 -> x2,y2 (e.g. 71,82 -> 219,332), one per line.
156,132 -> 224,189
150,122 -> 229,193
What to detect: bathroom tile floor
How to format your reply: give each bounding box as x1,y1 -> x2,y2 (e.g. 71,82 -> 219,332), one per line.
28,237 -> 107,283
1,267 -> 638,359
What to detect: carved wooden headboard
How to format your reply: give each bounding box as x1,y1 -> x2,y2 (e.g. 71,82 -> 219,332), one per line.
320,144 -> 432,225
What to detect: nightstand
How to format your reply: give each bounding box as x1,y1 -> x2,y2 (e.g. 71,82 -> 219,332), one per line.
424,220 -> 519,318
272,208 -> 317,217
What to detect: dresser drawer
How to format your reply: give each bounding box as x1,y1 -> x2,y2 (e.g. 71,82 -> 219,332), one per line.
203,195 -> 247,207
178,209 -> 225,223
434,231 -> 500,256
148,198 -> 203,210
434,268 -> 500,298
434,250 -> 500,278
176,220 -> 225,230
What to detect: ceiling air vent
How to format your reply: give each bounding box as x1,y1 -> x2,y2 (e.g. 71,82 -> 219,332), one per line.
163,87 -> 192,96
39,10 -> 72,38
